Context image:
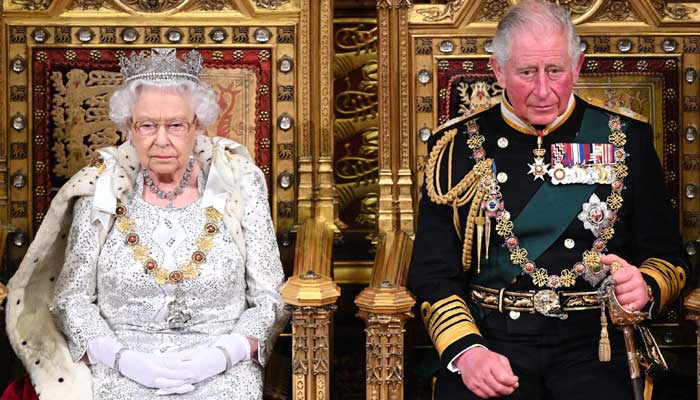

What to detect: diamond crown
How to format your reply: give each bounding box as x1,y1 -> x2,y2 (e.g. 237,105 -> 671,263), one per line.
119,48 -> 204,84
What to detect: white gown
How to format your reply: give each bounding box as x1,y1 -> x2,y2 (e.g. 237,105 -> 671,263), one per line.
52,169 -> 288,399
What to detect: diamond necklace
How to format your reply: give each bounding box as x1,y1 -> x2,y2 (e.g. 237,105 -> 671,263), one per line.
144,156 -> 195,208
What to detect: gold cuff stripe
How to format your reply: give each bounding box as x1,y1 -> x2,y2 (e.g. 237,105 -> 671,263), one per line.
640,258 -> 686,311
430,295 -> 467,312
429,309 -> 471,339
428,304 -> 465,334
640,268 -> 671,309
433,320 -> 481,356
427,299 -> 464,328
641,258 -> 685,296
434,317 -> 472,340
421,295 -> 481,356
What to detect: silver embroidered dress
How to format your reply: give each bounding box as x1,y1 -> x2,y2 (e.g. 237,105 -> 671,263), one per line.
52,167 -> 287,400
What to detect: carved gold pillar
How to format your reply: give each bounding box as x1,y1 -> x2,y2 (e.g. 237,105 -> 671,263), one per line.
377,0 -> 415,234
684,289 -> 700,400
298,0 -> 336,227
0,225 -> 7,307
355,231 -> 416,400
0,20 -> 6,223
280,218 -> 340,400
0,283 -> 6,310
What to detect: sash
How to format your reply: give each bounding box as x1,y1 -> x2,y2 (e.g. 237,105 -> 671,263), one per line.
473,107 -> 627,288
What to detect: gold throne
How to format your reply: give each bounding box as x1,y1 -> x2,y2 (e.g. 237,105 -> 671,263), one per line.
359,1 -> 700,399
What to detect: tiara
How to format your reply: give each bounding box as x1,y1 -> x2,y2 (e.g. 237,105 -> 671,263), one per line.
119,48 -> 204,84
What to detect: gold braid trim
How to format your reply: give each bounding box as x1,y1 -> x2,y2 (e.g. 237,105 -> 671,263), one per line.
421,295 -> 481,356
640,258 -> 686,312
462,187 -> 485,268
424,125 -> 492,271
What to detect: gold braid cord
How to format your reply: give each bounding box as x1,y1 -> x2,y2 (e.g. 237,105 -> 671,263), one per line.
639,257 -> 687,312
425,126 -> 492,271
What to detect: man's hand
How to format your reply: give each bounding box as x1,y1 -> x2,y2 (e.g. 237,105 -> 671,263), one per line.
454,346 -> 518,398
601,254 -> 650,312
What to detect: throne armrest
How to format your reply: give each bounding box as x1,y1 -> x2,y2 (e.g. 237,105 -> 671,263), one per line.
280,217 -> 340,400
355,230 -> 416,400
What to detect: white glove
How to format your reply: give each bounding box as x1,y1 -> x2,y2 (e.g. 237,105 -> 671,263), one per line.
214,333 -> 251,366
86,336 -> 123,368
118,350 -> 194,391
156,334 -> 250,396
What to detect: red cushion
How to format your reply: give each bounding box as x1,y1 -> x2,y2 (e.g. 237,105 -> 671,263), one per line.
1,377 -> 39,400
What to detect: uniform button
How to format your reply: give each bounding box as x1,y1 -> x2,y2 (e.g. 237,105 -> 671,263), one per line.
509,311 -> 520,320
498,137 -> 509,148
497,172 -> 508,183
564,238 -> 575,249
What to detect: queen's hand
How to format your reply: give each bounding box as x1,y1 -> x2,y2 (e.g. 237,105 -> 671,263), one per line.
155,333 -> 251,395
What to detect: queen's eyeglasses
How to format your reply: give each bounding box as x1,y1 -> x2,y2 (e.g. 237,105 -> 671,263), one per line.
131,117 -> 197,137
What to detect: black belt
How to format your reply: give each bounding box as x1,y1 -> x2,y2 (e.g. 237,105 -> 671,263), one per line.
469,284 -> 601,319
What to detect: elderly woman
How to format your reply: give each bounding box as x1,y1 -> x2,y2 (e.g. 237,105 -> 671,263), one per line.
5,48 -> 288,400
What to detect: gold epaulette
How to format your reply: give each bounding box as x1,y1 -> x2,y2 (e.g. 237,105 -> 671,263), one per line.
639,258 -> 687,312
421,295 -> 481,357
432,103 -> 498,137
424,114 -> 494,272
426,105 -> 498,197
583,97 -> 649,123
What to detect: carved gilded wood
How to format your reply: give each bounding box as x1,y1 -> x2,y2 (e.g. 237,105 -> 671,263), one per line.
280,217 -> 340,400
356,230 -> 415,400
332,19 -> 379,230
296,0 -> 336,229
376,0 -> 414,234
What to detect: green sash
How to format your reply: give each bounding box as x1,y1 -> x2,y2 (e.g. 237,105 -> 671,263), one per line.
473,107 -> 627,288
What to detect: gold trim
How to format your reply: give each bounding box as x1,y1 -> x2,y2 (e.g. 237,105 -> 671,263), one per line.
585,96 -> 649,123
433,320 -> 480,356
429,305 -> 468,338
333,264 -> 372,284
432,103 -> 497,134
640,257 -> 686,311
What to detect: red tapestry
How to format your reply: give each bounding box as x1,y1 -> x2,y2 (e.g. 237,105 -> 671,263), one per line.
31,48 -> 272,233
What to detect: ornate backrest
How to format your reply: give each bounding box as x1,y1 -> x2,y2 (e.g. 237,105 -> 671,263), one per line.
0,0 -> 313,245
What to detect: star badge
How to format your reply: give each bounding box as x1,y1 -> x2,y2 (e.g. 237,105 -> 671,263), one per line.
577,193 -> 612,237
527,157 -> 550,181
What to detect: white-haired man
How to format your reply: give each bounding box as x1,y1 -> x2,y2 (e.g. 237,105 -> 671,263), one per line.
408,1 -> 688,399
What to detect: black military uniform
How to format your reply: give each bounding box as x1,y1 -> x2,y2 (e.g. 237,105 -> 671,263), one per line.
408,95 -> 688,400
